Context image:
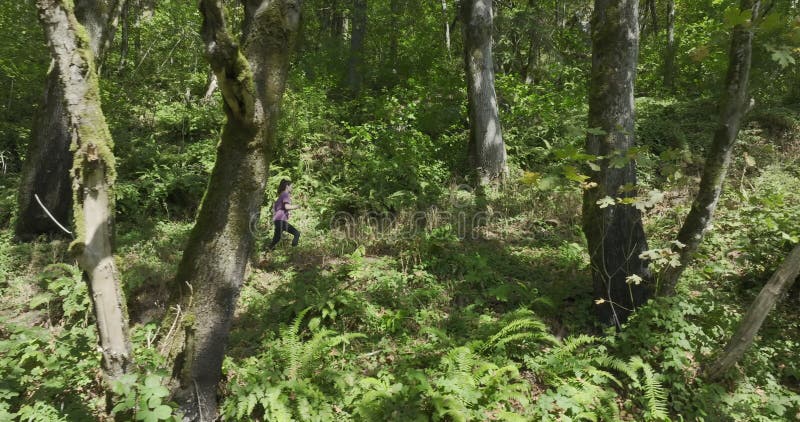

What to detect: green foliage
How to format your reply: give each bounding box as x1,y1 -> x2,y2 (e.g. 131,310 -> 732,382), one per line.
111,373 -> 178,422
0,264 -> 103,420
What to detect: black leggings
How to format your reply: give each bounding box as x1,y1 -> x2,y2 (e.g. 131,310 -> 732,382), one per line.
269,220 -> 300,249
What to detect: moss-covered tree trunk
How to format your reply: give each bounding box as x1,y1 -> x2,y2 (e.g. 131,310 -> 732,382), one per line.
36,0 -> 131,384
583,0 -> 651,327
462,0 -> 508,184
16,0 -> 124,240
659,0 -> 759,296
706,244 -> 800,380
166,0 -> 301,419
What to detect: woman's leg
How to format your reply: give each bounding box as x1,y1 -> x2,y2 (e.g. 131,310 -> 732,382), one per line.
286,223 -> 300,246
268,220 -> 286,250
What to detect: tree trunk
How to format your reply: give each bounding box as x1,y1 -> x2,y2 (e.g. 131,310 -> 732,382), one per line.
16,0 -> 124,241
648,0 -> 658,33
14,66 -> 73,240
118,0 -> 131,73
583,0 -> 651,327
663,0 -> 676,91
659,0 -> 759,296
442,0 -> 452,57
36,0 -> 132,386
524,27 -> 539,84
706,244 -> 800,380
462,0 -> 508,184
167,1 -> 301,419
388,0 -> 400,74
347,0 -> 367,94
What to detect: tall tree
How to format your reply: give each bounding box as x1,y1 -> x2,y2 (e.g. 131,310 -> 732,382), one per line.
583,0 -> 651,326
347,0 -> 367,94
663,0 -> 676,91
16,0 -> 124,240
659,0 -> 759,296
461,0 -> 508,183
167,0 -> 301,418
35,0 -> 131,390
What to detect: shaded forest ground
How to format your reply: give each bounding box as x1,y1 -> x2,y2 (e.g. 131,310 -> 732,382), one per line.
2,96 -> 800,419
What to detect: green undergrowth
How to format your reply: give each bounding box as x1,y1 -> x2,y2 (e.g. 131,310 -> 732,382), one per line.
1,100 -> 799,420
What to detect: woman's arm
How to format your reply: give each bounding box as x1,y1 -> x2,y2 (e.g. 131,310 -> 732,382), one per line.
285,204 -> 301,211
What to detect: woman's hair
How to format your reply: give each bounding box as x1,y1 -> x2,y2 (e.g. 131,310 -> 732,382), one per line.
277,179 -> 292,196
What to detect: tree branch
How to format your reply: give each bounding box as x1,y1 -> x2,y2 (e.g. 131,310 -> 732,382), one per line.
199,0 -> 255,121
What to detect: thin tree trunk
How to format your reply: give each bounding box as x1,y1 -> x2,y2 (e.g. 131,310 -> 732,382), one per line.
647,0 -> 658,34
706,244 -> 800,380
347,0 -> 367,94
442,0 -> 452,57
583,0 -> 651,327
36,0 -> 131,387
167,1 -> 301,419
16,0 -> 124,240
118,0 -> 131,73
462,0 -> 508,184
663,0 -> 676,91
524,28 -> 539,84
389,0 -> 400,73
659,0 -> 759,296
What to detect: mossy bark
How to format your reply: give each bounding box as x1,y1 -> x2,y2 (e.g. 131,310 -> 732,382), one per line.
16,0 -> 124,240
659,0 -> 758,296
462,0 -> 508,184
582,0 -> 651,327
166,1 -> 301,419
36,0 -> 132,387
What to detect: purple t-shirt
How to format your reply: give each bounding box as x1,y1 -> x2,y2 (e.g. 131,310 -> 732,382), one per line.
272,191 -> 291,221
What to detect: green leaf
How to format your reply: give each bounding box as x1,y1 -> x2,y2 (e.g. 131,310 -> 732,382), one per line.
724,6 -> 752,27
153,405 -> 172,420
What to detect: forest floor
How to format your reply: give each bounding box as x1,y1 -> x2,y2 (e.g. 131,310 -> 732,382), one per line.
2,103 -> 800,420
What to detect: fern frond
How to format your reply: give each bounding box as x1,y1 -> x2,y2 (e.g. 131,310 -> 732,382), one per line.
480,316 -> 556,353
629,357 -> 669,421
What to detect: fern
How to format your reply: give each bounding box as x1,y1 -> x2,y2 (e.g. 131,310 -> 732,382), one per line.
479,312 -> 557,355
629,357 -> 670,421
280,308 -> 366,380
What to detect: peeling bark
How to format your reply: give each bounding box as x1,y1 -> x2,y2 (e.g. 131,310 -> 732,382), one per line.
583,0 -> 651,326
35,0 -> 131,387
659,0 -> 759,296
706,244 -> 800,380
462,0 -> 508,184
166,0 -> 301,419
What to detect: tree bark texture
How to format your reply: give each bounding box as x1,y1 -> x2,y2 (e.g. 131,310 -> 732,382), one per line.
16,0 -> 124,241
36,0 -> 132,384
14,66 -> 72,240
663,0 -> 676,91
167,1 -> 301,419
347,0 -> 367,94
706,244 -> 800,380
462,0 -> 508,183
659,0 -> 759,296
583,0 -> 651,326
